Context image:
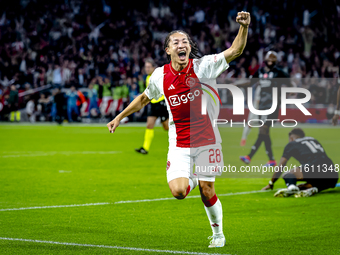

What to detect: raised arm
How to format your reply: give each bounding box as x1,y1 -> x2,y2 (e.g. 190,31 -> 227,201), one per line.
107,92 -> 151,133
223,12 -> 250,63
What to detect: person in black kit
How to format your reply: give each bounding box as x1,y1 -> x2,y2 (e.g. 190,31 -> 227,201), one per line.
54,87 -> 65,124
262,128 -> 339,197
240,51 -> 294,167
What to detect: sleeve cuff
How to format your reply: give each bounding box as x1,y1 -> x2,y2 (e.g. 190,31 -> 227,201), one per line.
144,88 -> 152,100
218,52 -> 229,70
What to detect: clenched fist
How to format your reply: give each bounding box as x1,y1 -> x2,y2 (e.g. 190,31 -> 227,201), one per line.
236,11 -> 251,28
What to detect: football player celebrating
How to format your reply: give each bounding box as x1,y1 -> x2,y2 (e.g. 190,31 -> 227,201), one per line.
240,51 -> 295,167
135,59 -> 169,154
262,128 -> 338,197
107,12 -> 251,248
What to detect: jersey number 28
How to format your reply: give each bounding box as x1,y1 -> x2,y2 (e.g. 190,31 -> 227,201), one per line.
209,149 -> 221,163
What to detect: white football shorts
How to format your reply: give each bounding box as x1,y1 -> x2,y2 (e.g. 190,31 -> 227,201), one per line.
166,143 -> 224,183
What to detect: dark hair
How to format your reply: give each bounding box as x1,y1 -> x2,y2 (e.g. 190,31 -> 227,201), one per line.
289,128 -> 305,138
163,30 -> 201,62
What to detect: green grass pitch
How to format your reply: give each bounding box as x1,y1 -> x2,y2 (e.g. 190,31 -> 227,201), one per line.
0,123 -> 339,255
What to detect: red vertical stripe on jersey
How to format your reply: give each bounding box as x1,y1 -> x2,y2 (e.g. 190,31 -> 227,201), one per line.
163,60 -> 215,148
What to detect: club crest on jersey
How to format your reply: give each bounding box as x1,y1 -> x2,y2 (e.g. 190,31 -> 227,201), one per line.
186,77 -> 197,88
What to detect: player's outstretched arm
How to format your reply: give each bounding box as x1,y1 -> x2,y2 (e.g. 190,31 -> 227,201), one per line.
223,11 -> 250,63
261,157 -> 288,190
107,92 -> 151,133
332,87 -> 340,126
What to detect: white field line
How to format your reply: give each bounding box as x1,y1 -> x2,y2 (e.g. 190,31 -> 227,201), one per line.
0,190 -> 270,212
114,190 -> 270,204
0,237 -> 231,255
1,151 -> 121,158
0,203 -> 110,212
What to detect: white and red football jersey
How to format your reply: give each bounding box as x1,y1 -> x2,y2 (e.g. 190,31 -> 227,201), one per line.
144,52 -> 229,148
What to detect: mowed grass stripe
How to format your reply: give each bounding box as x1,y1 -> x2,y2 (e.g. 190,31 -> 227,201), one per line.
0,190 -> 272,211
114,190 -> 272,204
1,151 -> 122,158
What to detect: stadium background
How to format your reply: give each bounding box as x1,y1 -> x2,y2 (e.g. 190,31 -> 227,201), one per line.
0,0 -> 339,122
0,0 -> 339,255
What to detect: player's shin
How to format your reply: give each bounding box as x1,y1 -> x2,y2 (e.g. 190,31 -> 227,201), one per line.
143,128 -> 154,151
248,134 -> 265,159
203,194 -> 223,235
263,134 -> 274,160
242,125 -> 251,140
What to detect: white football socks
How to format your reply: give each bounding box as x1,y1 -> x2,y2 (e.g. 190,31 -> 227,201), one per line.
203,195 -> 223,235
188,177 -> 198,193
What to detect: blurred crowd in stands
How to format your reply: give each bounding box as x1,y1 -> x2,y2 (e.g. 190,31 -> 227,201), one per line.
0,0 -> 339,122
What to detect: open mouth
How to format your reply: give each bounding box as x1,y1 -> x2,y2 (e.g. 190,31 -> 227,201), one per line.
178,51 -> 186,61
